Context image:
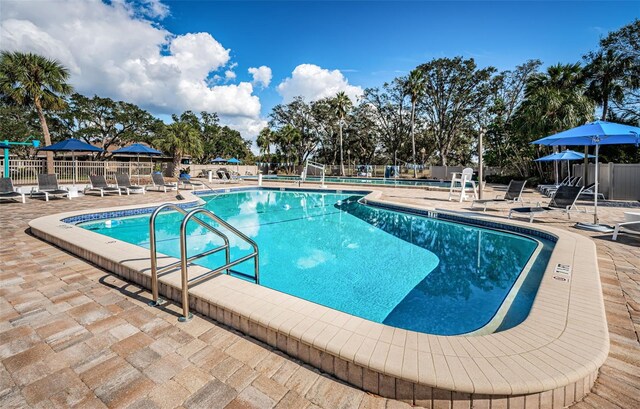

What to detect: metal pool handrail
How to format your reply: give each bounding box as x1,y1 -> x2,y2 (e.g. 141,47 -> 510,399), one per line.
149,203 -> 231,307
149,203 -> 259,322
178,208 -> 260,321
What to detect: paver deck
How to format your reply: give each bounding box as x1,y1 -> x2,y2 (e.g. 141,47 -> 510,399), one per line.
1,180 -> 638,409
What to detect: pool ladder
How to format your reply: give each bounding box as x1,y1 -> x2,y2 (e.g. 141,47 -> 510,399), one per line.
148,203 -> 260,322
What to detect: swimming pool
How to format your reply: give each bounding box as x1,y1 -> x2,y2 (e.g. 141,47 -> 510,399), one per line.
79,189 -> 553,335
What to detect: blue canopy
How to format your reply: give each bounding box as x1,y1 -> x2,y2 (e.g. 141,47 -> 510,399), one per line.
532,120 -> 640,146
227,157 -> 241,164
112,143 -> 162,156
532,120 -> 640,227
534,149 -> 596,162
0,143 -> 10,149
211,157 -> 227,163
39,138 -> 103,152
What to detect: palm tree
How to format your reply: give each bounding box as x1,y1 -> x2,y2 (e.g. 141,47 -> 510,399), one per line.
517,63 -> 594,136
583,48 -> 631,121
256,127 -> 272,163
0,52 -> 73,173
514,63 -> 595,180
157,121 -> 203,177
334,91 -> 352,176
404,69 -> 426,177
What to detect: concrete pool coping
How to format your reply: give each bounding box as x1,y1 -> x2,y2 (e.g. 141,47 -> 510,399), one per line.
28,186 -> 609,408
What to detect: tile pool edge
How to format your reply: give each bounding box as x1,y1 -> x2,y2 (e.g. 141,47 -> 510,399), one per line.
28,186 -> 609,408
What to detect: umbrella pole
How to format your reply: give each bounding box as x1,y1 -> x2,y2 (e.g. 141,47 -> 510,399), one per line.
137,154 -> 140,185
594,144 -> 599,224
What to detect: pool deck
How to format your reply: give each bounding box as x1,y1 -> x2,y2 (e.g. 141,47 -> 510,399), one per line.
1,180 -> 638,409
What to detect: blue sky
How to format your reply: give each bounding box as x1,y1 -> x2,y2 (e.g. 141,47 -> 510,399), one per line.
162,0 -> 639,116
2,0 -> 638,140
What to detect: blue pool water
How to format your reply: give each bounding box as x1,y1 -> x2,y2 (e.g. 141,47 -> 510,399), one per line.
253,175 -> 455,187
80,190 -> 553,335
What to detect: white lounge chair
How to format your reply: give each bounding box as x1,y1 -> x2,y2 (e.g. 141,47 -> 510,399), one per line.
0,177 -> 26,203
85,175 -> 121,197
612,211 -> 640,241
538,175 -> 570,193
31,174 -> 70,201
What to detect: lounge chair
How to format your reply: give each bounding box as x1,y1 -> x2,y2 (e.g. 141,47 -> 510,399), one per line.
543,176 -> 582,197
0,177 -> 26,203
612,211 -> 640,241
471,180 -> 526,212
538,175 -> 570,193
226,170 -> 241,184
150,173 -> 178,192
179,175 -> 205,190
85,175 -> 121,197
216,169 -> 230,184
115,173 -> 145,195
508,185 -> 584,223
31,174 -> 70,201
578,183 -> 606,200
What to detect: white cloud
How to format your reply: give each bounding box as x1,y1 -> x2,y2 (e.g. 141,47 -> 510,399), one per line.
248,66 -> 272,88
0,0 -> 265,137
277,64 -> 363,103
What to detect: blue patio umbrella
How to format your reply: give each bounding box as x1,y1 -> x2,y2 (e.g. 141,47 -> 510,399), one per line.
211,157 -> 227,163
112,143 -> 163,184
39,138 -> 104,184
227,157 -> 241,172
112,143 -> 162,156
532,120 -> 640,228
534,149 -> 596,183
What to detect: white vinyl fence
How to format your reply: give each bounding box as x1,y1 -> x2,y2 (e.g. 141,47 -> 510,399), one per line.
1,159 -> 155,185
573,163 -> 640,200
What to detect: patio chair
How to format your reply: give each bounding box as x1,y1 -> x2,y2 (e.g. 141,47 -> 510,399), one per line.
31,174 -> 70,201
612,211 -> 640,241
115,173 -> 145,195
150,173 -> 178,192
538,175 -> 570,193
508,185 -> 584,223
85,175 -> 121,197
226,170 -> 241,184
179,175 -> 205,190
0,177 -> 26,203
471,180 -> 526,212
543,176 -> 582,197
578,183 -> 606,200
216,169 -> 230,184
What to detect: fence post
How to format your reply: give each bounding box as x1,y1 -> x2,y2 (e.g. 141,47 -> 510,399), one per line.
608,163 -> 614,200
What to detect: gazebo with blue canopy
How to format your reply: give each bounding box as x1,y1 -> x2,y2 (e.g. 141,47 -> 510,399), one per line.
39,138 -> 104,185
532,120 -> 640,230
112,143 -> 163,184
